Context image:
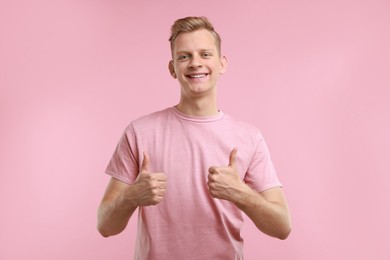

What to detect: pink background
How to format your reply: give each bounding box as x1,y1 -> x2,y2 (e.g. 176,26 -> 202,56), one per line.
1,0 -> 389,259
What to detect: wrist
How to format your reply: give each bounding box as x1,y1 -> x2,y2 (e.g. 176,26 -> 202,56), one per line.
233,184 -> 261,209
122,184 -> 140,209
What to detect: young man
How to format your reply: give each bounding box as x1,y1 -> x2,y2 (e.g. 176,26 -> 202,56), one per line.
97,16 -> 291,259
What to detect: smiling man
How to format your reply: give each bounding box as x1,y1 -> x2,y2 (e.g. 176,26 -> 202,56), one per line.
168,28 -> 225,115
97,16 -> 291,260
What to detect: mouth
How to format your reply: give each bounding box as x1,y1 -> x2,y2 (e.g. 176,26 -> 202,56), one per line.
186,73 -> 209,79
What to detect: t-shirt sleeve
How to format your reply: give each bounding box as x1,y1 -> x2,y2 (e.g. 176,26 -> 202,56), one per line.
105,124 -> 139,184
244,132 -> 282,192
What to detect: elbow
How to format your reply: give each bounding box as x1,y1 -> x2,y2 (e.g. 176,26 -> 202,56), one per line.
277,224 -> 292,240
98,230 -> 110,238
97,221 -> 124,238
278,229 -> 291,240
97,221 -> 113,238
257,223 -> 292,240
277,211 -> 292,240
97,224 -> 110,238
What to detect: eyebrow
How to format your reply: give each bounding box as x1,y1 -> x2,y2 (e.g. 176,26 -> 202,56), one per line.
175,49 -> 215,55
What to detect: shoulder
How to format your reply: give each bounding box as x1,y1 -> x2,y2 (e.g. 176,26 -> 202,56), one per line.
134,108 -> 170,123
123,108 -> 172,133
222,113 -> 263,141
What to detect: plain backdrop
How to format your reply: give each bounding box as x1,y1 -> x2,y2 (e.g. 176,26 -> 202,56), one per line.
1,0 -> 390,259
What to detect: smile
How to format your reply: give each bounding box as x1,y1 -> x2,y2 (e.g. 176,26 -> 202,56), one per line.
187,73 -> 208,78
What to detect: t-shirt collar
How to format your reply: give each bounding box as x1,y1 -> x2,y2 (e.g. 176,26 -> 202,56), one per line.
170,106 -> 224,123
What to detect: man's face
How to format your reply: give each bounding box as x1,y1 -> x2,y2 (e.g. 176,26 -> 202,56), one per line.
169,29 -> 227,99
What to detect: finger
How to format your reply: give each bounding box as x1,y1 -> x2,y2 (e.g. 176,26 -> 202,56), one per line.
228,148 -> 238,167
140,152 -> 150,173
154,173 -> 167,181
208,166 -> 218,174
158,182 -> 167,189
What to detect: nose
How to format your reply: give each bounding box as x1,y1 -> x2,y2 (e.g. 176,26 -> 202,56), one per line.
188,54 -> 202,69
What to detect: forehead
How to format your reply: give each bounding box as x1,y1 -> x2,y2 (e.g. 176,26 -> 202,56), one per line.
173,29 -> 218,53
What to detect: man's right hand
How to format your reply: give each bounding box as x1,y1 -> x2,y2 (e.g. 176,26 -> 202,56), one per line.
124,152 -> 167,207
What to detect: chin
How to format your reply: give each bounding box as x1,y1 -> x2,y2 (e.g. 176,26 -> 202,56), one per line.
180,81 -> 216,97
190,86 -> 213,96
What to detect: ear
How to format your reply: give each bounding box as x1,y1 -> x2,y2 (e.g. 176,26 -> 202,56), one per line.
168,60 -> 177,79
219,56 -> 228,75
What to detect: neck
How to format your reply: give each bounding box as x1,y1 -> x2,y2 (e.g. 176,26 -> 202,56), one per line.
176,95 -> 218,117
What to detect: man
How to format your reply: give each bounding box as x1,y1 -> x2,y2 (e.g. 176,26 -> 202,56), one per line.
97,16 -> 291,259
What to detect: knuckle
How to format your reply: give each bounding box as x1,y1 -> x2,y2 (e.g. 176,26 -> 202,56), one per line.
155,173 -> 166,180
149,181 -> 158,189
142,172 -> 151,178
152,196 -> 162,204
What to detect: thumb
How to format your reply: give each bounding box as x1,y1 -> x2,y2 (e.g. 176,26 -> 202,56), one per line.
140,152 -> 150,173
228,148 -> 238,168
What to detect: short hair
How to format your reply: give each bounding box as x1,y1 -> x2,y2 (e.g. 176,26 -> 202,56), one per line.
169,16 -> 222,56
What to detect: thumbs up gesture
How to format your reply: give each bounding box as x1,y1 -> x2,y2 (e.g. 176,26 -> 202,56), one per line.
130,152 -> 167,206
207,148 -> 246,202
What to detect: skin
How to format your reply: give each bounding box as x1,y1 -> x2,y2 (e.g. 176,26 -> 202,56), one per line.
97,152 -> 167,237
168,29 -> 227,117
208,148 -> 291,239
97,29 -> 291,239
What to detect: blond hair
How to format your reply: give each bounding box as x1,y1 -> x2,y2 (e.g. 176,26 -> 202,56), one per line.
169,16 -> 222,56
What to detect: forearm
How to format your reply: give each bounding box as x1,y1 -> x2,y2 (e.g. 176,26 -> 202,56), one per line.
97,190 -> 138,237
234,186 -> 291,240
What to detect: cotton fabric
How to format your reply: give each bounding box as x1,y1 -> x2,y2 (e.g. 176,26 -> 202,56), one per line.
106,107 -> 281,260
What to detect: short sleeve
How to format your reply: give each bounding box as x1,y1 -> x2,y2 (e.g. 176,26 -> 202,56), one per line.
244,132 -> 282,192
105,124 -> 139,184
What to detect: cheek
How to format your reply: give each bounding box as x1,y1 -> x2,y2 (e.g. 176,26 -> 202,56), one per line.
209,61 -> 221,71
174,65 -> 184,75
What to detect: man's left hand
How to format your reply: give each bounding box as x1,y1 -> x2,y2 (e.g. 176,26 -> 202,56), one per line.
207,148 -> 249,202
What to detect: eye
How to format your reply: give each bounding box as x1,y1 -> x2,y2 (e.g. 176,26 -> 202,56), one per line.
201,52 -> 212,58
177,55 -> 189,61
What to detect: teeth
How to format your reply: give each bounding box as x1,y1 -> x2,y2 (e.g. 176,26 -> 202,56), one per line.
189,74 -> 206,78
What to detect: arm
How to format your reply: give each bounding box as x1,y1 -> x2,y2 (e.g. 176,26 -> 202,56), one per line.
233,185 -> 291,239
208,148 -> 291,240
97,152 -> 167,237
97,178 -> 138,237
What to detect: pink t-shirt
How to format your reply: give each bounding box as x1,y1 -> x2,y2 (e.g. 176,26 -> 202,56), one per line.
106,107 -> 281,260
